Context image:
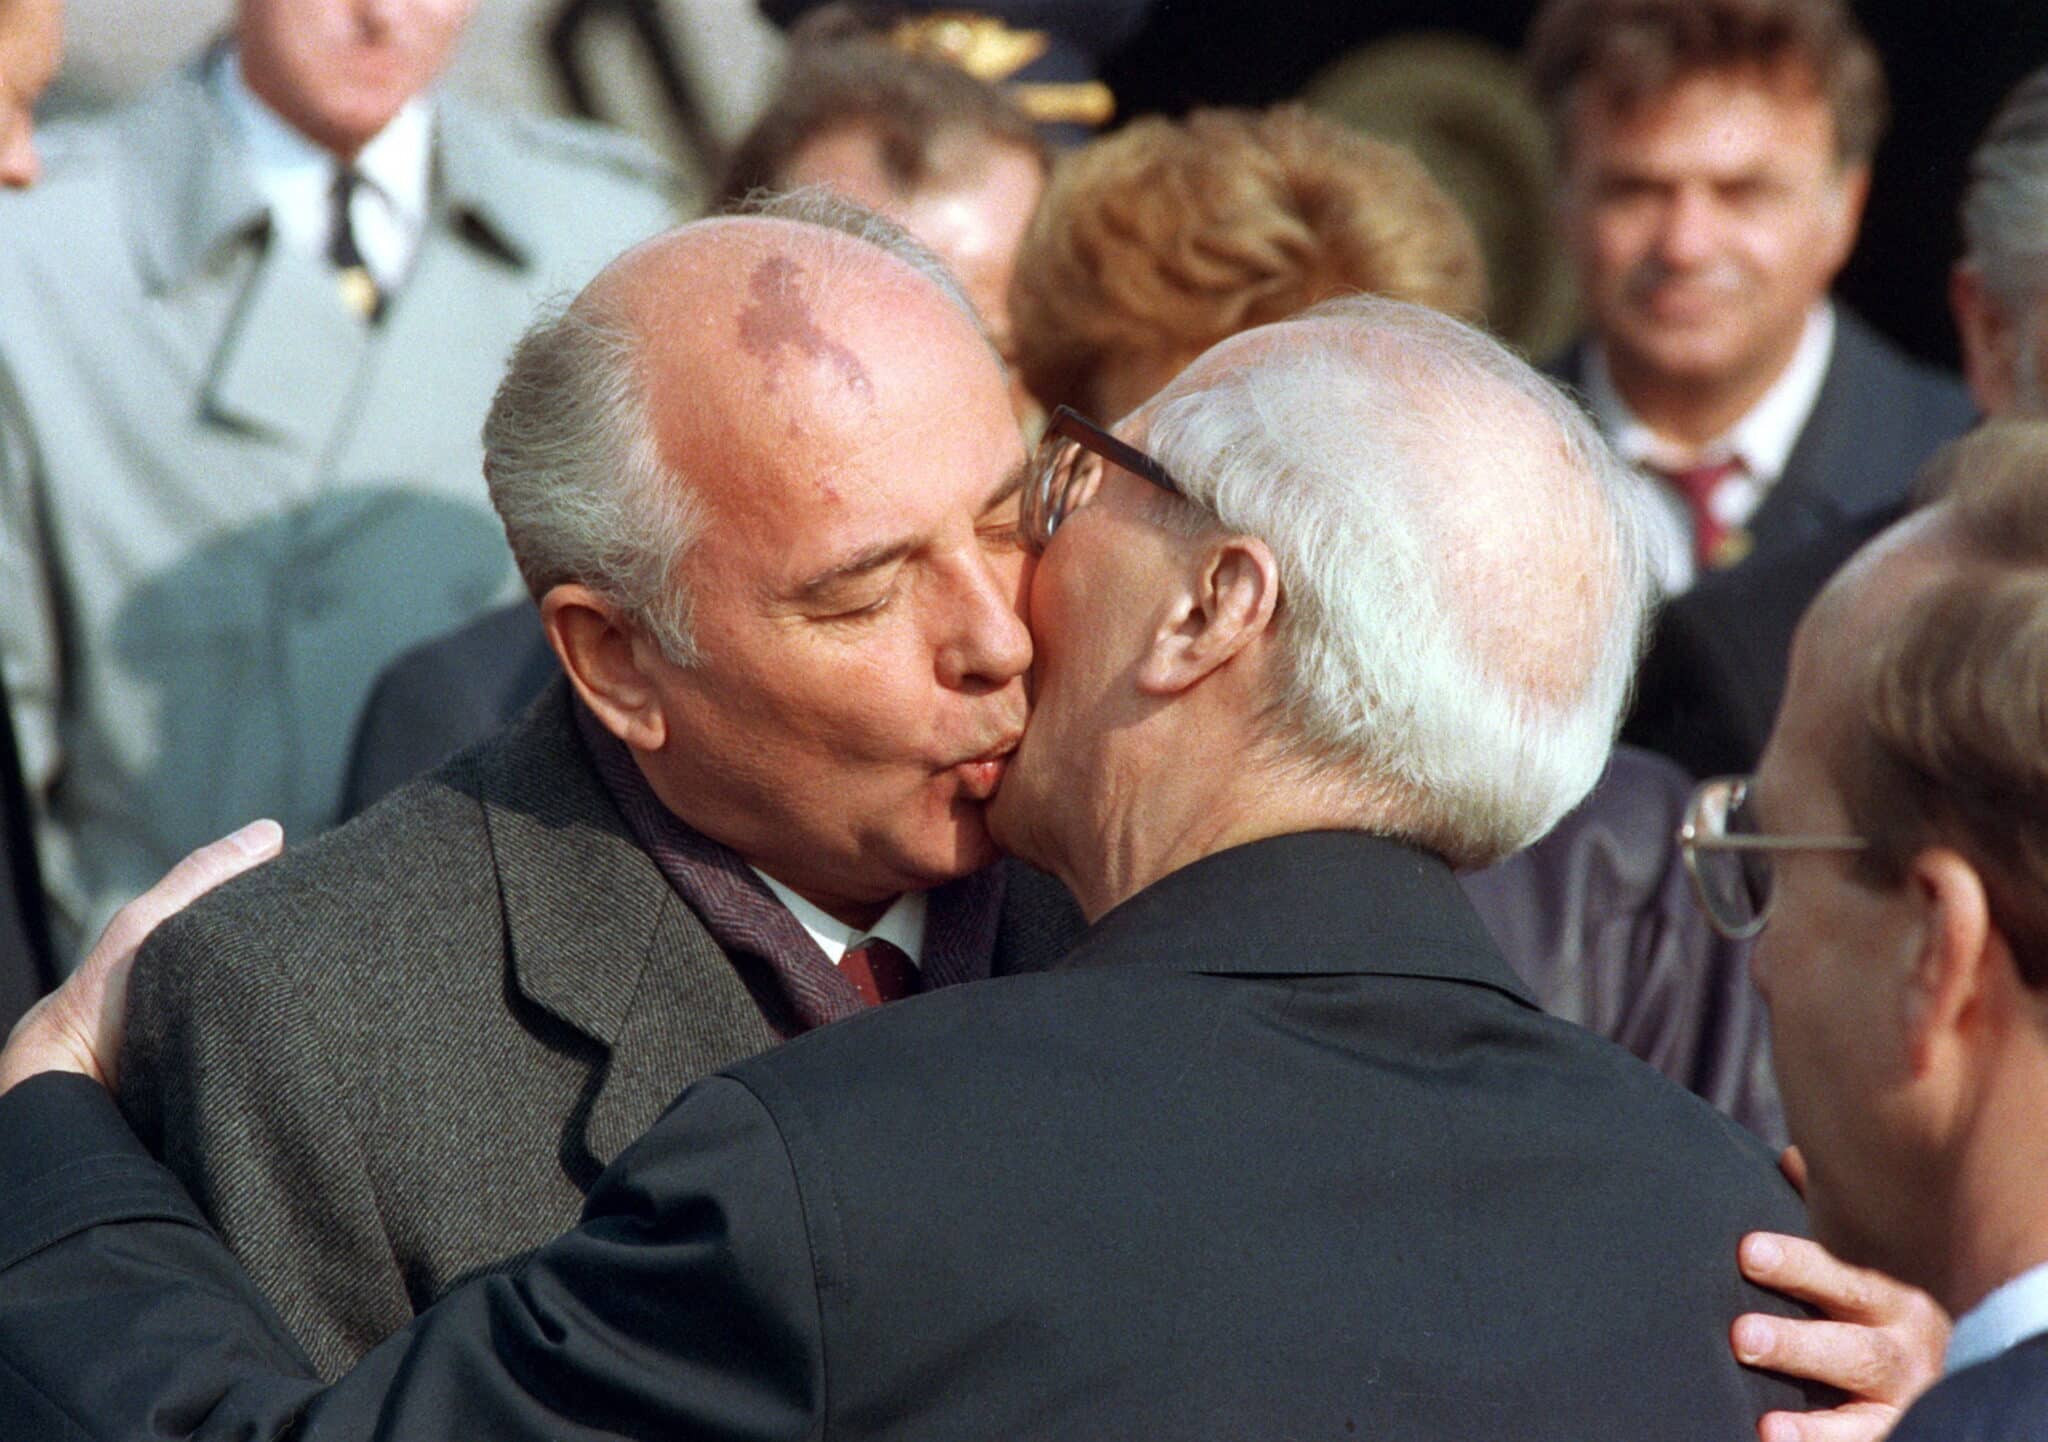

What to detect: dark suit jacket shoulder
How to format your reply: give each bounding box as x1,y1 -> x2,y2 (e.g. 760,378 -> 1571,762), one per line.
1625,518 -> 1887,778
340,599 -> 554,817
121,679 -> 1082,1378
0,831 -> 1826,1440
1889,1334 -> 2048,1442
121,681 -> 779,1377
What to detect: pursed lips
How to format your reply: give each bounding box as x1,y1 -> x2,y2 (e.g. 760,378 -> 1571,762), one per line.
947,733 -> 1024,801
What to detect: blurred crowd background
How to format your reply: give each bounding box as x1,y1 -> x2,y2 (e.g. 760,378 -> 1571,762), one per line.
41,0 -> 2048,373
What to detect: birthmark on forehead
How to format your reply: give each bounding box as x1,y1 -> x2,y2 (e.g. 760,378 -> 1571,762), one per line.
736,255 -> 874,400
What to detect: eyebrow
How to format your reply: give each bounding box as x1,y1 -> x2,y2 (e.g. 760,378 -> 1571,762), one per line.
979,460 -> 1029,518
793,537 -> 919,602
791,461 -> 1030,601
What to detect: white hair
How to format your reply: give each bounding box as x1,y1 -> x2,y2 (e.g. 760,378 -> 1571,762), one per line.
1144,295 -> 1654,867
481,189 -> 985,665
1963,66 -> 2048,412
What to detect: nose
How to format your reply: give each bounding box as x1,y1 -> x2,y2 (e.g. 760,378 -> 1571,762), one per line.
1654,184 -> 1720,268
936,543 -> 1033,694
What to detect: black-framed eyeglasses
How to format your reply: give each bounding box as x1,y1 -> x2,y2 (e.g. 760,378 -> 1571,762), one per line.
1021,405 -> 1186,553
1677,775 -> 1869,940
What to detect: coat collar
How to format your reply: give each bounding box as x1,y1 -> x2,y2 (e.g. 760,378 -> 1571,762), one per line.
1060,830 -> 1539,1010
116,58 -> 533,296
477,681 -> 777,1165
117,64 -> 270,296
432,101 -> 537,269
1751,306 -> 1949,532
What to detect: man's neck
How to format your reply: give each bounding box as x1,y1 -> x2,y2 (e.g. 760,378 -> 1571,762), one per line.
767,877 -> 892,935
1601,312 -> 1826,453
1939,1045 -> 2048,1324
1050,754 -> 1366,924
1605,358 -> 1783,451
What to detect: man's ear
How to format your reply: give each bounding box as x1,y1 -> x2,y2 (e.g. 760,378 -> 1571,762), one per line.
1951,263 -> 2016,418
1135,535 -> 1281,697
1901,847 -> 1995,1077
1826,162 -> 1872,266
541,584 -> 669,752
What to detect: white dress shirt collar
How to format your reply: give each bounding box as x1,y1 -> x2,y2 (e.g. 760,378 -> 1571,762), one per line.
1585,302 -> 1836,593
1949,1260 -> 2048,1375
1585,301 -> 1836,481
750,868 -> 929,969
212,47 -> 433,292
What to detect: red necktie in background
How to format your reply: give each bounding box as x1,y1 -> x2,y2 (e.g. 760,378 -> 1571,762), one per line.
1656,457 -> 1747,570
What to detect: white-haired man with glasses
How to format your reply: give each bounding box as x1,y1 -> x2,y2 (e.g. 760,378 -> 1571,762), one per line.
0,295 -> 1860,1438
1679,418 -> 2048,1438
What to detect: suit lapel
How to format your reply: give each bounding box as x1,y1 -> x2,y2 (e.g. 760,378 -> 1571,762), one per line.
483,687 -> 777,1169
203,247 -> 371,452
119,65 -> 373,461
1747,311 -> 1913,545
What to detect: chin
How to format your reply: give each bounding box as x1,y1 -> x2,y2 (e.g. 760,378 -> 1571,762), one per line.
914,804 -> 1001,882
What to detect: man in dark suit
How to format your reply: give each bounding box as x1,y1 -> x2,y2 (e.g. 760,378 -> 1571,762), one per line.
1624,54 -> 2048,784
1678,419 -> 2048,1440
114,196 -> 1082,1380
0,295 -> 1846,1439
1526,0 -> 1974,777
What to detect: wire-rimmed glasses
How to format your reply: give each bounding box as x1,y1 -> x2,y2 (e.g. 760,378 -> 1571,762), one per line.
1020,405 -> 1186,553
1678,775 -> 1869,940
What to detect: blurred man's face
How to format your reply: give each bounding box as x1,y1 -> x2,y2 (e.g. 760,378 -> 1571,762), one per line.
236,0 -> 475,159
1558,64 -> 1865,413
0,0 -> 61,188
778,124 -> 1046,425
622,235 -> 1034,923
1747,541 -> 1944,1283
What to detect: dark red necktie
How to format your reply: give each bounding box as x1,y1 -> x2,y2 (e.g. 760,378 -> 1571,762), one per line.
838,937 -> 922,1006
1655,457 -> 1747,570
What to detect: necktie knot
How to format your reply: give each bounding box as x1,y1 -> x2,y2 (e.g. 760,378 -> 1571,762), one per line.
328,168 -> 383,321
839,937 -> 922,1007
1655,456 -> 1749,570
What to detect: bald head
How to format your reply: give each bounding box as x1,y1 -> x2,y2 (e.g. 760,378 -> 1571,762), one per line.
1135,296 -> 1651,865
483,196 -> 1006,666
0,0 -> 60,188
582,211 -> 990,495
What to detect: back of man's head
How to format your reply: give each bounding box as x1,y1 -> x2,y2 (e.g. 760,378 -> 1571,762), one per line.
1836,420 -> 2048,986
1525,0 -> 1886,165
1146,295 -> 1652,868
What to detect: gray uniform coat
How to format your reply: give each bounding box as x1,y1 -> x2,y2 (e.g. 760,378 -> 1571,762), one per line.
0,61 -> 679,957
